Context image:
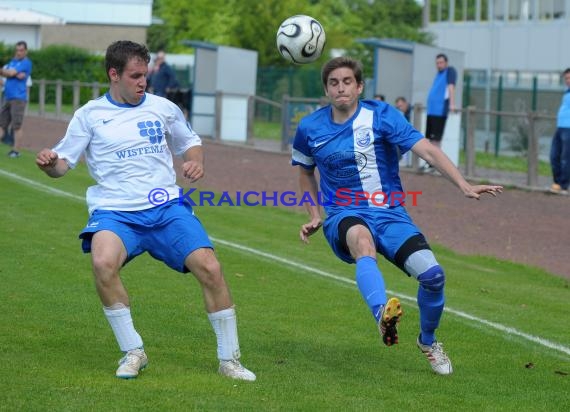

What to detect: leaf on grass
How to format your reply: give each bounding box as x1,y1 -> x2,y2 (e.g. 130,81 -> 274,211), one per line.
525,362 -> 534,369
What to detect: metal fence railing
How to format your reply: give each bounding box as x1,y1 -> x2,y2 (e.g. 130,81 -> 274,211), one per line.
26,79 -> 555,190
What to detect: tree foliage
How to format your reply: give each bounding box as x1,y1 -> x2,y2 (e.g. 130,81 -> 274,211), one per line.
148,0 -> 430,67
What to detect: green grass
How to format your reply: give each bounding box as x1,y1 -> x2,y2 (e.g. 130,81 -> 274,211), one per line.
459,150 -> 551,176
28,102 -> 76,115
253,120 -> 281,140
1,150 -> 569,411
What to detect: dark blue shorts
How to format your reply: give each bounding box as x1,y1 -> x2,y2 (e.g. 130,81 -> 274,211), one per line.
79,200 -> 213,273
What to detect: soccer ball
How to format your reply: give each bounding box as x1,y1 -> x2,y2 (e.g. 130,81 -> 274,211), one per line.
276,15 -> 326,64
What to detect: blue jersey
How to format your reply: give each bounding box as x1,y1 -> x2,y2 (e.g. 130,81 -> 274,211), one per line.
557,90 -> 570,128
427,66 -> 456,116
291,100 -> 423,215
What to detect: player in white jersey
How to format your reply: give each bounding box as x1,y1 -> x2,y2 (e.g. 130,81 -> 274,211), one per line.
35,40 -> 255,381
292,56 -> 503,375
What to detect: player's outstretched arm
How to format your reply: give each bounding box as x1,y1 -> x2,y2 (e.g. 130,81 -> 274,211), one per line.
298,167 -> 323,243
35,148 -> 69,178
411,138 -> 503,200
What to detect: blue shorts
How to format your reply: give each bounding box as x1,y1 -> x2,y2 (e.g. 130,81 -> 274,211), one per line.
79,200 -> 213,273
323,206 -> 421,264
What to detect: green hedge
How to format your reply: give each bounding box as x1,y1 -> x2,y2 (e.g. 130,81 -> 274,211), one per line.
27,45 -> 108,104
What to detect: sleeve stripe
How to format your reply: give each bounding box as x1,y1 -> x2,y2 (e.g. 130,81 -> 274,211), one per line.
291,148 -> 314,167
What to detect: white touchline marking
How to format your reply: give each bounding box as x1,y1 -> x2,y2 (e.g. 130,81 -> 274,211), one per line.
211,238 -> 570,357
0,169 -> 85,201
2,167 -> 569,357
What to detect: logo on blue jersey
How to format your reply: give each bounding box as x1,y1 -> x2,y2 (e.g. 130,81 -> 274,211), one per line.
355,128 -> 373,147
322,151 -> 367,178
137,120 -> 164,144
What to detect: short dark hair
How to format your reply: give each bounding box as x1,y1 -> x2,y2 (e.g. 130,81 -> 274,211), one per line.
16,41 -> 27,50
105,40 -> 150,80
563,68 -> 570,76
395,96 -> 407,103
321,57 -> 363,87
436,53 -> 448,62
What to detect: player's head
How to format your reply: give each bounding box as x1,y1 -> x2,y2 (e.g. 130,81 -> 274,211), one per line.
105,40 -> 151,105
321,57 -> 364,113
105,40 -> 150,81
435,53 -> 448,71
563,68 -> 570,87
321,57 -> 363,88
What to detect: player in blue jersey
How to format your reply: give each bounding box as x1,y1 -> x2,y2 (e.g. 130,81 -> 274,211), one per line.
292,56 -> 502,375
35,40 -> 255,381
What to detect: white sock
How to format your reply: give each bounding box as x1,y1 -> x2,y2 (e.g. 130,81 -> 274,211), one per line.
207,307 -> 240,361
103,304 -> 143,352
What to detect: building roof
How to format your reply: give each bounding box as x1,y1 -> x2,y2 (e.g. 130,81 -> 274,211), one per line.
0,7 -> 64,25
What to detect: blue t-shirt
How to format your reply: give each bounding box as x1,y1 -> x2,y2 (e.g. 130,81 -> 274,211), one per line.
427,66 -> 456,116
3,57 -> 32,101
557,90 -> 570,128
291,100 -> 423,215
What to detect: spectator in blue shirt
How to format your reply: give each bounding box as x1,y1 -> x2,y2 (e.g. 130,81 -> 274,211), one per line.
0,41 -> 32,158
549,68 -> 570,195
421,54 -> 456,172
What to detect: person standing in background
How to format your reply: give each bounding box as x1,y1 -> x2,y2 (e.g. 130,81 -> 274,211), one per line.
549,68 -> 570,195
422,53 -> 456,172
395,96 -> 412,123
147,50 -> 179,98
0,41 -> 32,158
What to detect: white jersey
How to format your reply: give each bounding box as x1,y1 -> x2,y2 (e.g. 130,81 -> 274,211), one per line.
53,92 -> 201,214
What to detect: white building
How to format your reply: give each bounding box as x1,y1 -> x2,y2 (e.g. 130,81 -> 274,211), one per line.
425,0 -> 570,87
0,0 -> 153,51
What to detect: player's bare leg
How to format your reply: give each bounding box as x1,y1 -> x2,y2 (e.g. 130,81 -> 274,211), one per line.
91,231 -> 129,306
91,230 -> 147,378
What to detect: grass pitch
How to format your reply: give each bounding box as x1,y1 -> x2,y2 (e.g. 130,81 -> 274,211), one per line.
0,151 -> 568,411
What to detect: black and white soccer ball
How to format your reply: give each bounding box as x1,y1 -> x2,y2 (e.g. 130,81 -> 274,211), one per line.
276,15 -> 326,64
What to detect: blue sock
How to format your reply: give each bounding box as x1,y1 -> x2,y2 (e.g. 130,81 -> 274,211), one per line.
355,256 -> 387,322
417,286 -> 444,346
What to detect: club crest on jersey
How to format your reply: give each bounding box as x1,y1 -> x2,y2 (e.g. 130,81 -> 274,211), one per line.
355,128 -> 373,148
322,151 -> 367,178
137,120 -> 164,144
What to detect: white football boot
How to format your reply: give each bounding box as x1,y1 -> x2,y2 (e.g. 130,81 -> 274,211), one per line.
116,348 -> 148,379
219,359 -> 256,381
417,337 -> 453,375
